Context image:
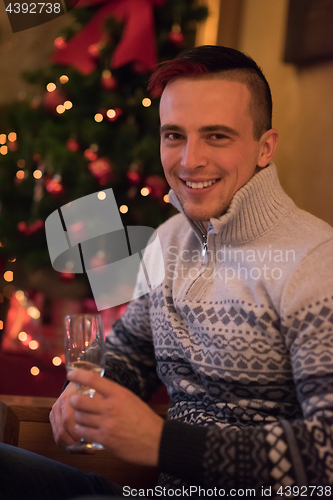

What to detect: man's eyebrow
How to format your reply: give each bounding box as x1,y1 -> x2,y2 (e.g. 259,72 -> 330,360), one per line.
159,124 -> 239,136
160,124 -> 184,134
199,125 -> 239,137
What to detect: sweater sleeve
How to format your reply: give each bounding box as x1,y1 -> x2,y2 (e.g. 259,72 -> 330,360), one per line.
158,239 -> 333,493
103,292 -> 162,402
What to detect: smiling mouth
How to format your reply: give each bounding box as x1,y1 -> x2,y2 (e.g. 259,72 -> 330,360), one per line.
184,179 -> 218,190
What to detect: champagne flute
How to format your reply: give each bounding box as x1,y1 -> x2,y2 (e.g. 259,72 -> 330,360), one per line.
64,313 -> 105,452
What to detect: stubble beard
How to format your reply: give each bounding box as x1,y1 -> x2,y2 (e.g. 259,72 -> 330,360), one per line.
179,196 -> 230,223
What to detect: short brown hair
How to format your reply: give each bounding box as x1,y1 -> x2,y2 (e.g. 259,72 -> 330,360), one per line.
148,45 -> 272,140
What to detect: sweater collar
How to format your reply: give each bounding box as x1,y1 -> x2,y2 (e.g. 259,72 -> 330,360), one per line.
168,163 -> 296,245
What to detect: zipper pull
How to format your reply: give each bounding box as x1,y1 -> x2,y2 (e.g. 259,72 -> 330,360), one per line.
202,234 -> 208,264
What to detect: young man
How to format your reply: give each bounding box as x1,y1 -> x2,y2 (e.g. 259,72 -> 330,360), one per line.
1,45 -> 333,499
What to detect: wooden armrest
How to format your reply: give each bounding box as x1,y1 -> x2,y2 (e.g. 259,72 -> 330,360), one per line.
0,395 -> 168,489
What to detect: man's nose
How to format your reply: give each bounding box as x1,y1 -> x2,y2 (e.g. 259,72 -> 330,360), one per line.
180,139 -> 208,169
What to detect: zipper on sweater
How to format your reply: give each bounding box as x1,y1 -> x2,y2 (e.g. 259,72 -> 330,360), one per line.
201,232 -> 208,264
185,225 -> 210,298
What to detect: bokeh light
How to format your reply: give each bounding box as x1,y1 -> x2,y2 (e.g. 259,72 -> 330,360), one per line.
119,205 -> 128,214
30,366 -> 40,376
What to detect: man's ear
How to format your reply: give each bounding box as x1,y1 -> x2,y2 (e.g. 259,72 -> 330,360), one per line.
257,128 -> 278,167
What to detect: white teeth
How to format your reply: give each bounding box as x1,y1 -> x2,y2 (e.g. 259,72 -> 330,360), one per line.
185,179 -> 217,189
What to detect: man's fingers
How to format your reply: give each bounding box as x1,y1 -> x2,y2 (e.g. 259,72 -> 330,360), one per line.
67,369 -> 120,397
74,424 -> 99,446
70,393 -> 104,414
73,410 -> 100,429
49,404 -> 77,447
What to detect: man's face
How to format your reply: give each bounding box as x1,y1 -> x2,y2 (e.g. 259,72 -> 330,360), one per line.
160,77 -> 271,224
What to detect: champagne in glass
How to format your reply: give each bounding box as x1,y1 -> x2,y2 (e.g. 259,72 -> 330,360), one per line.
64,313 -> 105,452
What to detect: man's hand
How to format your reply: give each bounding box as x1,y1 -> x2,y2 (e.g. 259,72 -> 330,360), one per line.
49,382 -> 86,451
67,369 -> 164,467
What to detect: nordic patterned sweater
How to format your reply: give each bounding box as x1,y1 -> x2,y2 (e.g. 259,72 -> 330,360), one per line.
104,163 -> 333,496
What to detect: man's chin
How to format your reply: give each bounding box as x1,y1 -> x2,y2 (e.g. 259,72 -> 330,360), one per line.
179,198 -> 228,223
184,201 -> 228,218
183,209 -> 223,224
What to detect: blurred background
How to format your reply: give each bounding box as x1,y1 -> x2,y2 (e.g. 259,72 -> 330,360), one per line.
0,0 -> 332,397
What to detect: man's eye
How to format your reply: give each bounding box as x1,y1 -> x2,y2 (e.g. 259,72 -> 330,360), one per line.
210,134 -> 228,140
164,133 -> 182,140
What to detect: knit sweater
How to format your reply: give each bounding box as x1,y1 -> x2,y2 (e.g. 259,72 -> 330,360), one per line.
104,163 -> 333,497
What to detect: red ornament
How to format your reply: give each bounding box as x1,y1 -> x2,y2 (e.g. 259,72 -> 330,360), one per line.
88,43 -> 101,58
43,88 -> 67,113
168,24 -> 184,48
66,138 -> 80,152
54,37 -> 67,49
17,221 -> 27,233
17,219 -> 44,235
101,70 -> 117,91
46,177 -> 64,197
30,220 -> 44,233
88,157 -> 113,185
127,171 -> 141,184
144,175 -> 168,198
60,271 -> 75,282
84,149 -> 98,161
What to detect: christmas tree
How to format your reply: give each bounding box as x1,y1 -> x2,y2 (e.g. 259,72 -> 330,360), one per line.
0,0 -> 208,389
0,0 -> 208,280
